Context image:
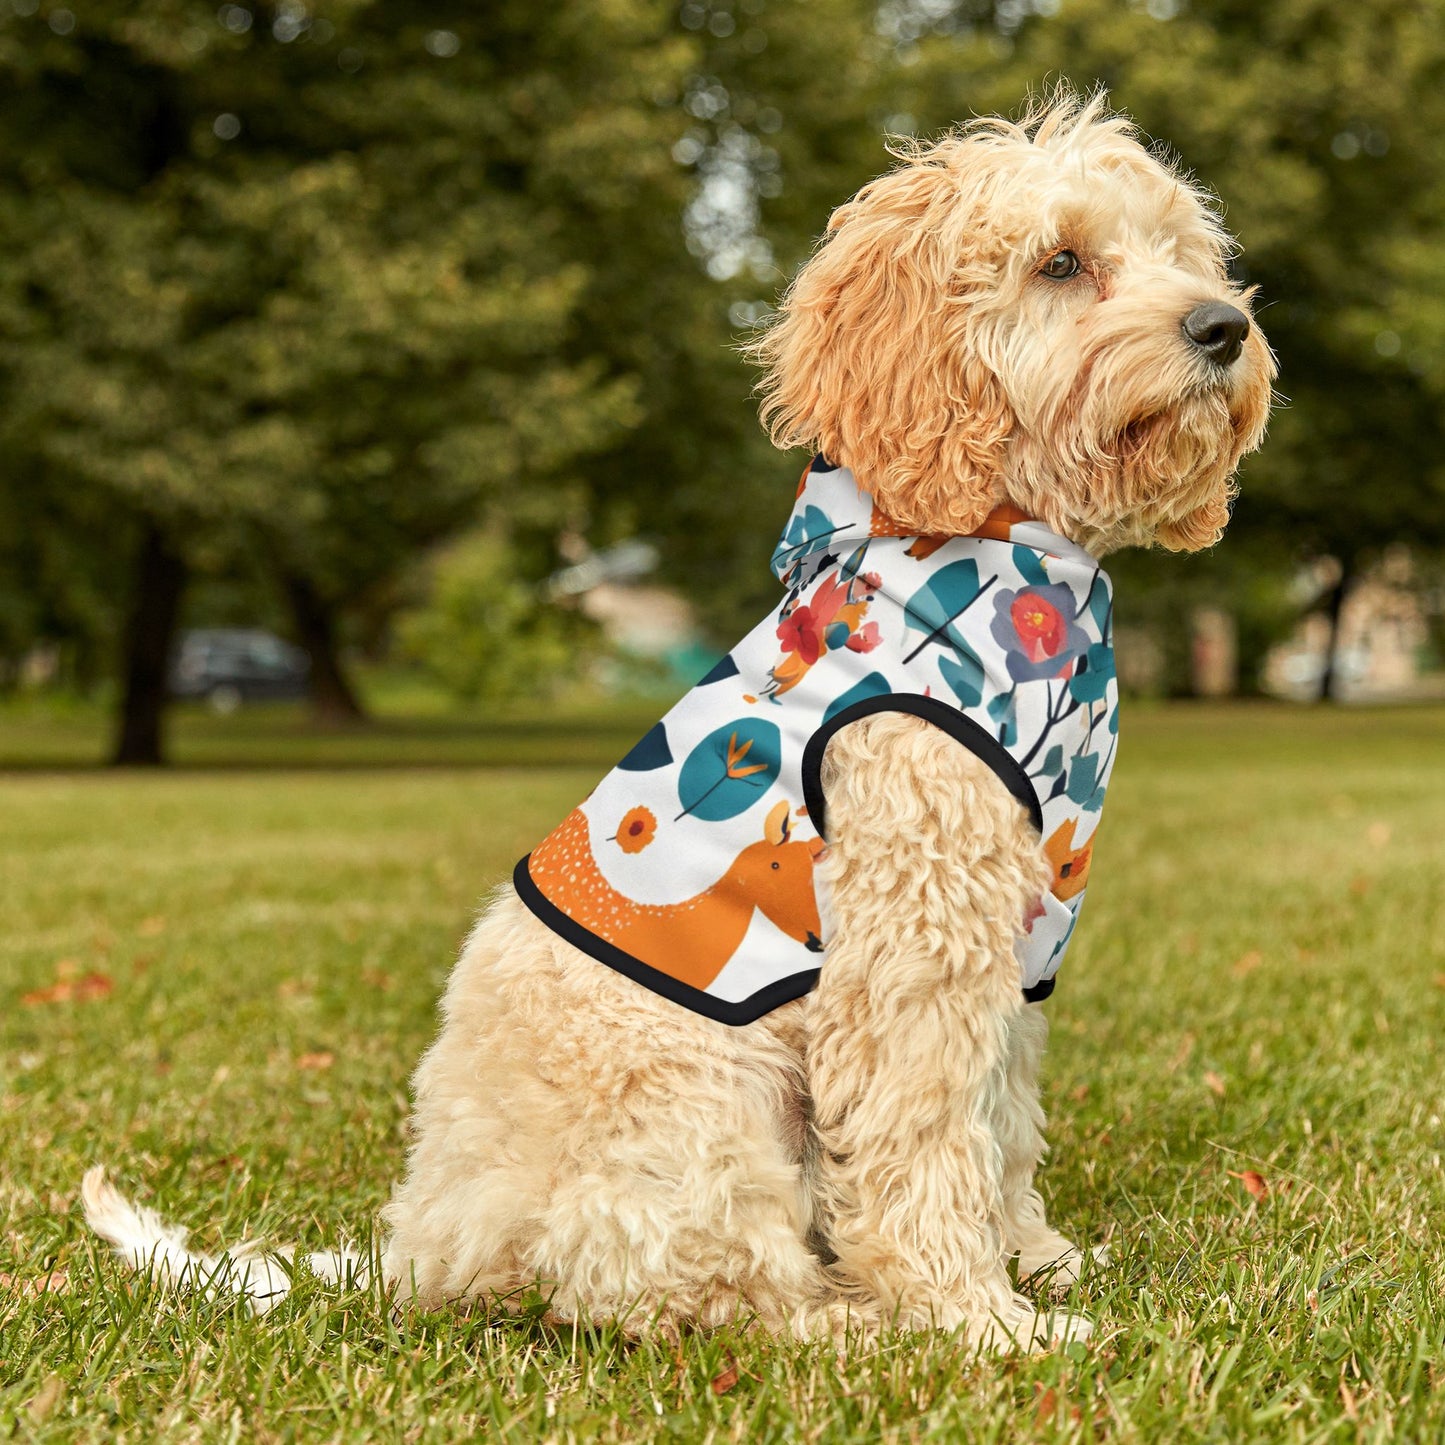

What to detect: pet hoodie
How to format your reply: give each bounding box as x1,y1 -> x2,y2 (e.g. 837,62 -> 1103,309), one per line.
515,456 -> 1120,1026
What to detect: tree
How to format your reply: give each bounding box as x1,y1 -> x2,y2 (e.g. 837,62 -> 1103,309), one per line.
0,1 -> 694,759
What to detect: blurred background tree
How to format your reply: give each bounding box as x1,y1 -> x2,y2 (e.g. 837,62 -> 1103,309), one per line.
0,0 -> 698,758
1,0 -> 1442,761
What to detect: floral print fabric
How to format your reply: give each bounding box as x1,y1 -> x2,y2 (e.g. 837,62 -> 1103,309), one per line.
517,457 -> 1119,1026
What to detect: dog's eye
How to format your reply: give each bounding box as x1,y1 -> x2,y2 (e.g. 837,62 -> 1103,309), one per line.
1041,250 -> 1081,280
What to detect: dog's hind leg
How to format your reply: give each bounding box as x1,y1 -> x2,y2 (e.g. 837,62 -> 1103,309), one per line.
383,894 -> 833,1337
803,714 -> 1091,1350
992,1005 -> 1101,1291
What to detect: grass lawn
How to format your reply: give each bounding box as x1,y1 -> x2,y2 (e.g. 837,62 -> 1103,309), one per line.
2,701 -> 1444,1441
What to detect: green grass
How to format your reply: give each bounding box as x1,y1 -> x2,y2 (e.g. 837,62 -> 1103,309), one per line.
2,702 -> 1444,1442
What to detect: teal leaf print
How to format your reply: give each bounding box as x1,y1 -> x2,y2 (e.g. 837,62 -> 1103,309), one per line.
1065,752 -> 1100,807
902,560 -> 997,664
1087,573 -> 1111,634
838,543 -> 869,583
1040,744 -> 1064,777
1068,643 -> 1116,705
987,687 -> 1018,747
617,722 -> 673,772
696,653 -> 740,687
771,505 -> 841,574
676,719 -> 782,821
1012,545 -> 1050,588
823,672 -> 890,725
938,649 -> 984,708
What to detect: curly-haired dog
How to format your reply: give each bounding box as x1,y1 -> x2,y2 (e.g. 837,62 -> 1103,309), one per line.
85,91 -> 1273,1350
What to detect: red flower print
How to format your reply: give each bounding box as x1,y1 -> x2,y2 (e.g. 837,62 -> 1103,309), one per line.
845,622 -> 882,653
991,583 -> 1091,684
1009,592 -> 1067,662
777,604 -> 823,665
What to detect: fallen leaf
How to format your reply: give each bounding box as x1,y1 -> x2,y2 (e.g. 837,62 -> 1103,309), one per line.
1433,972 -> 1445,990
1349,875 -> 1372,898
1204,1071 -> 1227,1098
711,1357 -> 740,1396
295,1051 -> 334,1071
0,1268 -> 70,1299
1365,822 -> 1391,849
21,983 -> 68,1006
1229,1169 -> 1268,1201
1070,1083 -> 1090,1103
21,972 -> 113,1007
1232,950 -> 1263,977
138,916 -> 167,937
361,969 -> 394,992
1034,1386 -> 1058,1424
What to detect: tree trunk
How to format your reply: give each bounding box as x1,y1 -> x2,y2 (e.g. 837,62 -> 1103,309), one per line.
112,524 -> 187,766
1317,556 -> 1354,703
281,571 -> 366,725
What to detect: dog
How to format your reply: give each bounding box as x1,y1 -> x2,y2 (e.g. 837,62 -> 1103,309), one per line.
85,89 -> 1273,1351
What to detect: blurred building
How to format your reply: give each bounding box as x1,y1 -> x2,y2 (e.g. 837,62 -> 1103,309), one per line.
1263,548 -> 1440,701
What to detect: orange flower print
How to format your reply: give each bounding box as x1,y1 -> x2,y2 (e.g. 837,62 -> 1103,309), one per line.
615,806 -> 657,854
1043,818 -> 1093,901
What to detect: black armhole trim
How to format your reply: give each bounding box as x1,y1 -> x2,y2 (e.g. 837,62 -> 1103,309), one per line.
1022,977 -> 1056,1004
512,856 -> 821,1028
800,692 -> 1044,840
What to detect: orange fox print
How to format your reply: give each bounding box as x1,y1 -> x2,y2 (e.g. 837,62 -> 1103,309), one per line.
529,800 -> 825,991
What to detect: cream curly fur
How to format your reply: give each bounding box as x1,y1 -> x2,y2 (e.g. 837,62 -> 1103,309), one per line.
84,89 -> 1273,1352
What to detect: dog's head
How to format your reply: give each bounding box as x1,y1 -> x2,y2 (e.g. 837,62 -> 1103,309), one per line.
750,89 -> 1275,555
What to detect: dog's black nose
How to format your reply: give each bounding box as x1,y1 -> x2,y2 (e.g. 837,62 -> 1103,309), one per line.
1182,302 -> 1250,367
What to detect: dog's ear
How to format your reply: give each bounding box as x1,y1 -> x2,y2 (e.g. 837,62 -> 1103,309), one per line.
748,151 -> 1012,535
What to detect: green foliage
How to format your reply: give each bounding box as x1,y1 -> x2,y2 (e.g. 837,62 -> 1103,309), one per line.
0,0 -> 703,667
395,532 -> 600,706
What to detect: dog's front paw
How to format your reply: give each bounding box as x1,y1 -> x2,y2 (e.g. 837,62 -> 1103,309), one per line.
972,1295 -> 1093,1353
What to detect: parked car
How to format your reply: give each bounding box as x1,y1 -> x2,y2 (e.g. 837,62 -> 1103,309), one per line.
169,629 -> 310,712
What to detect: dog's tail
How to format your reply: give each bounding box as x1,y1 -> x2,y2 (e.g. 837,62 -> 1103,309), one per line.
81,1165 -> 368,1315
